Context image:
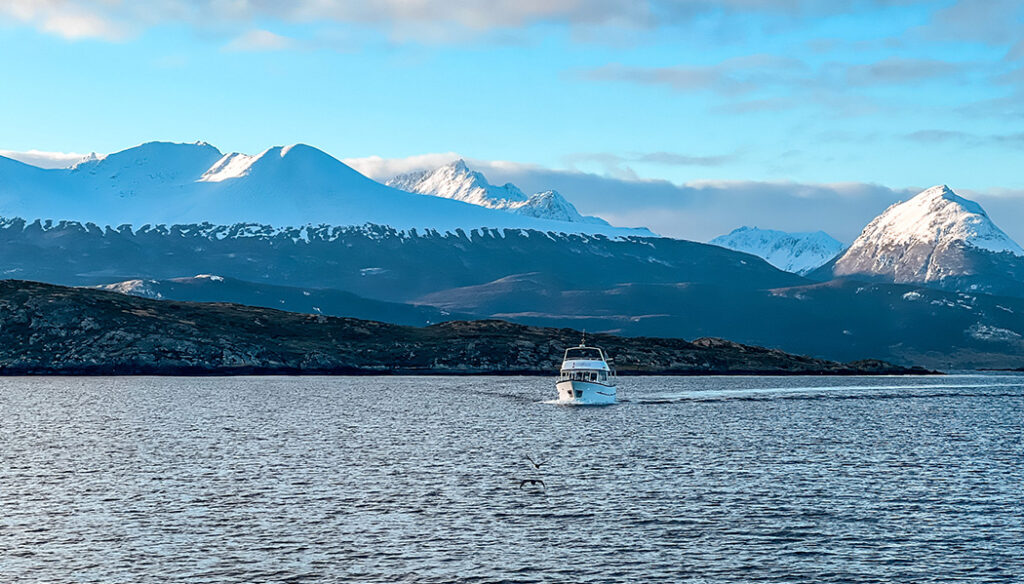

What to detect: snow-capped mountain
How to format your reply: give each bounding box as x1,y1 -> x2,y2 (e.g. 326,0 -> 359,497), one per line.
709,227 -> 844,275
0,217 -> 803,301
829,185 -> 1024,296
386,159 -> 528,207
386,160 -> 610,226
0,142 -> 650,237
842,185 -> 1023,258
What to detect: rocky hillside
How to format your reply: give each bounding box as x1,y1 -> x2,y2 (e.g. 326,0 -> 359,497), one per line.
92,274 -> 462,326
0,280 -> 927,375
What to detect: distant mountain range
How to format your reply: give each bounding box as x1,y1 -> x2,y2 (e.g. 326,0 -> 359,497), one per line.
386,160 -> 608,225
709,227 -> 844,275
4,139 -> 1024,369
0,219 -> 800,297
0,142 -> 651,236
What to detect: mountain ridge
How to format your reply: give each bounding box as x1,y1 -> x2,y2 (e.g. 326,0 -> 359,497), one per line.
0,142 -> 650,236
386,159 -> 613,227
710,226 -> 844,275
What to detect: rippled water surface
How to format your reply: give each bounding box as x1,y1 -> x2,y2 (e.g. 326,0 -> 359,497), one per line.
2,375 -> 1022,583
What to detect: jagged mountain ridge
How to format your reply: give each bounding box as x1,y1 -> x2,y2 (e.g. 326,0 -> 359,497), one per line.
828,185 -> 1024,297
710,227 -> 844,275
386,160 -> 610,225
0,142 -> 649,236
0,217 -> 805,302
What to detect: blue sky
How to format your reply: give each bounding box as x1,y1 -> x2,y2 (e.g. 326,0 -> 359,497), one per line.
1,1 -> 1023,240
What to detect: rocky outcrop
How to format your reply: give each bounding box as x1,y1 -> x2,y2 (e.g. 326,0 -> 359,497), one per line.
0,280 -> 930,376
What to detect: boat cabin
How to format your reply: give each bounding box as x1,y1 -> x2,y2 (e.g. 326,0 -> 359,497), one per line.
559,345 -> 615,385
563,347 -> 605,361
559,369 -> 612,383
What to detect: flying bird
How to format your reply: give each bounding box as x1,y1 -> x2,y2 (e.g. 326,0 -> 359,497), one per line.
519,478 -> 545,490
525,454 -> 549,470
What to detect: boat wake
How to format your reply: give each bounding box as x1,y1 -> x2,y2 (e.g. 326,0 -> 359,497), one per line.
539,398 -> 618,407
634,382 -> 1023,404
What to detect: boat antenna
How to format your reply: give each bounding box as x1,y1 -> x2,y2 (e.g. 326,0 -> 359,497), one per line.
581,330 -> 586,347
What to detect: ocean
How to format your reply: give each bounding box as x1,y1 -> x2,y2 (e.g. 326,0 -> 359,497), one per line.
1,375 -> 1021,583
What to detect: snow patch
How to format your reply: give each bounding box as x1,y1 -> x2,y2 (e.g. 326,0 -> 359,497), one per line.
199,152 -> 260,182
967,323 -> 1022,342
92,279 -> 163,299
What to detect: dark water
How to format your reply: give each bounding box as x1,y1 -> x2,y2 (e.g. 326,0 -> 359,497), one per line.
1,375 -> 1022,583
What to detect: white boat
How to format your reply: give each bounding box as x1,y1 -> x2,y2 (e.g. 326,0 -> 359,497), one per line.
555,340 -> 617,404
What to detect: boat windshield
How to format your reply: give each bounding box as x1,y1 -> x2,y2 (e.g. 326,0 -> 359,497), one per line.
565,347 -> 603,361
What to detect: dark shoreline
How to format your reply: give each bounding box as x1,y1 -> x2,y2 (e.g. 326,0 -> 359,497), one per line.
0,280 -> 937,377
0,369 -> 941,377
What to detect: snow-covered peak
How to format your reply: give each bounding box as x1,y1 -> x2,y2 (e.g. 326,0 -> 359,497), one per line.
850,184 -> 1023,256
387,159 -> 528,206
513,190 -> 607,225
200,143 -> 371,185
385,160 -> 628,229
71,141 -> 224,184
0,141 -> 654,237
710,226 -> 844,274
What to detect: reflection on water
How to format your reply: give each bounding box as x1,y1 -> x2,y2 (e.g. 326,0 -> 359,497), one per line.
1,375 -> 1022,583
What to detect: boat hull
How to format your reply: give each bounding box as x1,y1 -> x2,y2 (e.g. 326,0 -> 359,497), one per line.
555,380 -> 616,405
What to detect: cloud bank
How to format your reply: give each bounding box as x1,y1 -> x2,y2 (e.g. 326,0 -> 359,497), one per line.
0,149 -> 91,169
0,0 -> 982,45
347,151 -> 1024,245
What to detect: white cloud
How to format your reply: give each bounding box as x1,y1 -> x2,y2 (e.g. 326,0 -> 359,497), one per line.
349,151 -> 1024,246
343,152 -> 464,179
0,0 -> 129,40
224,29 -> 294,52
340,151 -> 925,241
0,0 -> 942,44
0,148 -> 93,168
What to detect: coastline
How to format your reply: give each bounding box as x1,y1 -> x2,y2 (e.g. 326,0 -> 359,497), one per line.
0,367 -> 940,376
0,280 -> 935,377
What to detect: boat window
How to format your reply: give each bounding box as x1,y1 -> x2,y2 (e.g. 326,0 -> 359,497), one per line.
565,348 -> 603,360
